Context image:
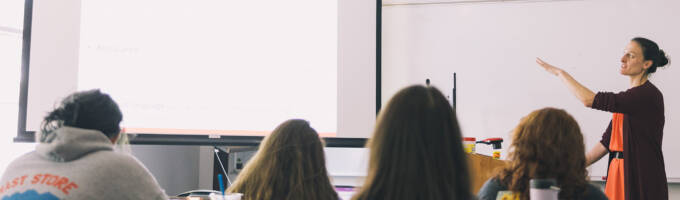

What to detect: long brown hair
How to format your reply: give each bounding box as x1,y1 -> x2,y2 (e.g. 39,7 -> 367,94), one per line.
352,85 -> 471,200
226,119 -> 338,200
496,108 -> 588,200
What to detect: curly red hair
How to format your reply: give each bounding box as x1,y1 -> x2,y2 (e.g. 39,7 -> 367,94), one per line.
496,108 -> 588,200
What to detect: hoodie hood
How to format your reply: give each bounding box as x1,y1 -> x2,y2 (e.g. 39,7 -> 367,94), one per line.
36,126 -> 114,162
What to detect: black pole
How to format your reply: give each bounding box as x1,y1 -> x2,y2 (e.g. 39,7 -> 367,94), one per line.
376,0 -> 382,115
16,0 -> 34,142
452,73 -> 456,110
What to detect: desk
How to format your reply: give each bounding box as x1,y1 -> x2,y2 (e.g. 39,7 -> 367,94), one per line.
467,153 -> 508,194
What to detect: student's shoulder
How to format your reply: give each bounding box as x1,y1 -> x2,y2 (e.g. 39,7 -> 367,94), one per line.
0,152 -> 35,180
481,177 -> 504,188
0,151 -> 41,175
477,178 -> 507,200
582,183 -> 607,200
84,151 -> 166,197
5,151 -> 39,164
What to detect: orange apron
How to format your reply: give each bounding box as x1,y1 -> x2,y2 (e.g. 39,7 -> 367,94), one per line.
605,113 -> 625,200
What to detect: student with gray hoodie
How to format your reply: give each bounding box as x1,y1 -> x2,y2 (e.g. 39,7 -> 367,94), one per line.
0,89 -> 167,200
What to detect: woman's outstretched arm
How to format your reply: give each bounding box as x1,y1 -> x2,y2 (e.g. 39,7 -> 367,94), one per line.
536,58 -> 596,107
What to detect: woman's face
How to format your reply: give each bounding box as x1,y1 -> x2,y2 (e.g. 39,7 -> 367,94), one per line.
620,41 -> 652,76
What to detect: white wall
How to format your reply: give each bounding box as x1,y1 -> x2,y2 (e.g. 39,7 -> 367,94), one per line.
0,0 -> 38,183
381,0 -> 680,197
130,145 -> 201,196
338,0 -> 377,138
382,0 -> 680,181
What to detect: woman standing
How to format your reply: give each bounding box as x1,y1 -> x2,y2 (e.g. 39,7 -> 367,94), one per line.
537,37 -> 670,200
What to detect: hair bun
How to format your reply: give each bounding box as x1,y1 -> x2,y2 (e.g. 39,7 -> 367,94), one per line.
657,49 -> 669,68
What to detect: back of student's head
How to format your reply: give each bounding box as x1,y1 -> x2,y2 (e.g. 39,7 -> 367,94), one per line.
353,85 -> 471,200
497,107 -> 587,199
227,119 -> 338,200
40,89 -> 123,142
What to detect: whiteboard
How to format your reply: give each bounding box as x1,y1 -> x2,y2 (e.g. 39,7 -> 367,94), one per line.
382,0 -> 680,180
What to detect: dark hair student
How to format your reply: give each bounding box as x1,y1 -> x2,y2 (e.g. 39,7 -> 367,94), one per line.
0,89 -> 167,200
40,89 -> 123,142
352,85 -> 471,200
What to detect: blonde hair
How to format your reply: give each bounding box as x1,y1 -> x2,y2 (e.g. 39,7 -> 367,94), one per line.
226,119 -> 338,200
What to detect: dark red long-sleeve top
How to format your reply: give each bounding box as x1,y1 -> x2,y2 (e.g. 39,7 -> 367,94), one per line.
592,81 -> 668,200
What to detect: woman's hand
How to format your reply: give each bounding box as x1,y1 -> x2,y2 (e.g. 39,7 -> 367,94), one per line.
536,58 -> 564,76
535,57 -> 595,107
